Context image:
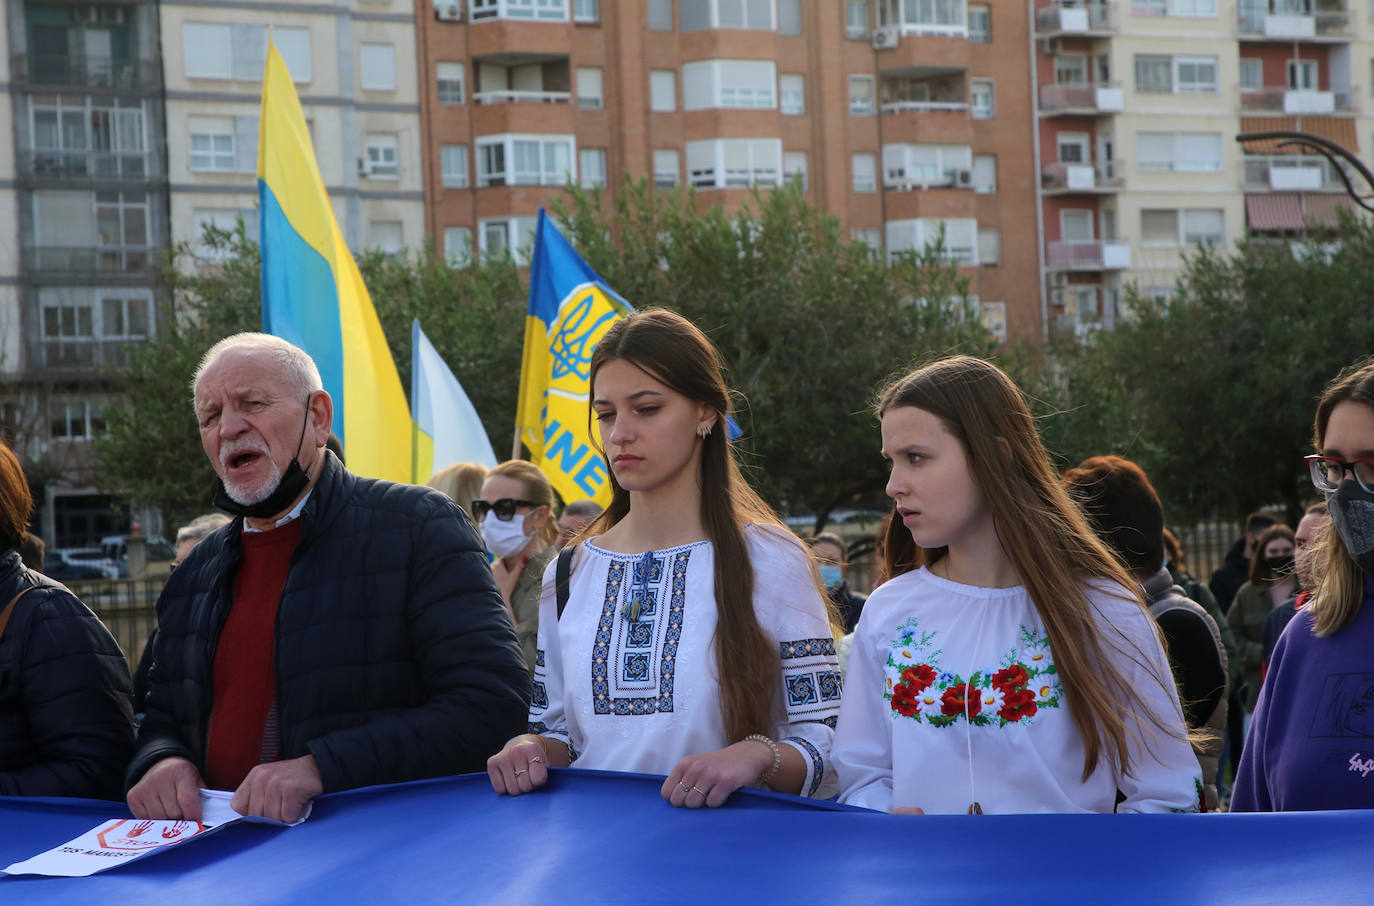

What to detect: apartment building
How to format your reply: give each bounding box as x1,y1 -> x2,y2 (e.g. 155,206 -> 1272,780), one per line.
2,0 -> 168,545
161,0 -> 426,261
1034,0 -> 1367,339
416,0 -> 1043,344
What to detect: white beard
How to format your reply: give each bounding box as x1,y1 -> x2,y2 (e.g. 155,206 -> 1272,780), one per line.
219,438 -> 283,505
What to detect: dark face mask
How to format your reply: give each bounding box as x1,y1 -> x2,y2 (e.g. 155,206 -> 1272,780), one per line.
1265,554 -> 1295,575
213,400 -> 315,520
1328,479 -> 1374,574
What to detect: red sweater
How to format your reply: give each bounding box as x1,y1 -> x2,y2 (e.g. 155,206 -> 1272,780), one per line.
204,520 -> 302,790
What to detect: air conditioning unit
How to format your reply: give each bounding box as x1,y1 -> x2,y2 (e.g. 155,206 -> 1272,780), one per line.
1043,37 -> 1062,54
872,26 -> 900,49
955,169 -> 973,187
435,2 -> 463,22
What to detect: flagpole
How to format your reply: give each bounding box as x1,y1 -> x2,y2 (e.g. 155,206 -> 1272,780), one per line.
510,427 -> 521,462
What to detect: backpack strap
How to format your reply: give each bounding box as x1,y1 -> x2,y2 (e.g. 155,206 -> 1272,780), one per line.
0,587 -> 35,644
555,544 -> 576,621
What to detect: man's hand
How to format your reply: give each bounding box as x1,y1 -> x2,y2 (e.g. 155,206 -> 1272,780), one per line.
128,756 -> 205,821
230,755 -> 323,823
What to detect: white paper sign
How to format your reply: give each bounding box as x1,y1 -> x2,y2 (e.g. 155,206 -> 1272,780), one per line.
2,789 -> 310,878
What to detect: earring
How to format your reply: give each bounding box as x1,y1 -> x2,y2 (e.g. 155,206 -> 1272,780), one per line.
697,424 -> 712,439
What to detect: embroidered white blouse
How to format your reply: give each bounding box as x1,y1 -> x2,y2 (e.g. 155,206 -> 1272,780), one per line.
832,567 -> 1201,814
529,524 -> 841,798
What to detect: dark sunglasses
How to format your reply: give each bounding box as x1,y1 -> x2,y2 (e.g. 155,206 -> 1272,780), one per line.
471,498 -> 541,521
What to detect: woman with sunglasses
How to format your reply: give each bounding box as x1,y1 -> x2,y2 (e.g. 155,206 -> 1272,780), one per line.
474,460 -> 559,675
486,309 -> 841,807
1233,358 -> 1374,811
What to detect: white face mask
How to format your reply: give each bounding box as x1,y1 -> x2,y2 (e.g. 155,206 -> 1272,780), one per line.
482,511 -> 535,559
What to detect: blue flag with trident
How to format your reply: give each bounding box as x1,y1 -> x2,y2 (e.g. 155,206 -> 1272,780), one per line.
513,210 -> 633,508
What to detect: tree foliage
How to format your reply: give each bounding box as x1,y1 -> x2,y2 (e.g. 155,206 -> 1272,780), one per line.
1036,214 -> 1374,524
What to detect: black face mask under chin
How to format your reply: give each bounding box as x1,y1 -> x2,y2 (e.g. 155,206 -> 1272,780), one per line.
213,401 -> 314,520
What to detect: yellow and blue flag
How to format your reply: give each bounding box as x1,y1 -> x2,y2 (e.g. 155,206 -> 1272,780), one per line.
412,318 -> 497,481
514,210 -> 633,508
257,43 -> 411,481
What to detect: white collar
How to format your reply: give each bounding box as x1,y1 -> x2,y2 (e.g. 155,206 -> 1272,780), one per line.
242,489 -> 313,534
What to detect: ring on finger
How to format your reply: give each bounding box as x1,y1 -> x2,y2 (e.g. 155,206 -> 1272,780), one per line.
679,781 -> 691,792
514,768 -> 527,776
530,756 -> 545,765
691,786 -> 707,797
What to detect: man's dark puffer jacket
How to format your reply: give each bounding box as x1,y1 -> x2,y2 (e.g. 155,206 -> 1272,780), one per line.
0,549 -> 135,800
128,453 -> 530,793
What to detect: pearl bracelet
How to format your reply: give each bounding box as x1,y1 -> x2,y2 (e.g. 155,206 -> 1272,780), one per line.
743,734 -> 782,789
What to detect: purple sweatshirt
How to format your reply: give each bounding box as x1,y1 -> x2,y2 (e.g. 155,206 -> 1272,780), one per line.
1232,573 -> 1374,812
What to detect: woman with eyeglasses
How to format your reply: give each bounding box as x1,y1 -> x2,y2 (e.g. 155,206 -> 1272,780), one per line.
474,460 -> 558,675
1233,358 -> 1374,811
485,309 -> 841,808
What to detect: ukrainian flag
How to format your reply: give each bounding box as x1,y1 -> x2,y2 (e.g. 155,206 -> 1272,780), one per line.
411,317 -> 497,482
514,210 -> 633,508
257,43 -> 411,481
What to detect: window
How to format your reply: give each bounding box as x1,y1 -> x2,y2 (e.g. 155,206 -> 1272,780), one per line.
1140,208 -> 1224,246
846,0 -> 869,37
1288,59 -> 1318,90
1061,209 -> 1094,242
653,149 -> 680,187
971,80 -> 994,118
685,138 -> 782,188
441,144 -> 469,187
1134,54 -> 1172,93
577,67 -> 604,109
1140,209 -> 1177,245
977,227 -> 1001,266
475,134 -> 576,186
479,217 -> 539,261
885,218 -> 978,265
182,23 -> 310,82
183,24 -> 233,79
650,70 -> 677,112
852,228 -> 881,259
191,208 -> 255,259
438,62 -> 465,104
683,60 -> 777,109
1171,0 -> 1217,14
780,74 -> 804,114
680,0 -> 776,31
882,143 -> 974,186
972,154 -> 996,193
980,301 -> 1007,343
783,151 -> 807,189
852,152 -> 876,192
50,401 -> 104,442
969,5 -> 990,42
888,0 -> 968,30
472,0 -> 570,19
1175,56 -> 1218,93
778,0 -> 801,34
1055,55 -> 1087,85
574,0 -> 600,21
188,116 -> 235,171
100,293 -> 152,338
648,0 -> 674,30
1135,131 -> 1222,172
444,227 -> 473,267
369,221 -> 404,255
580,148 -> 607,187
1239,59 -> 1262,92
365,134 -> 400,178
1182,208 -> 1224,245
361,44 -> 397,91
849,76 -> 874,115
1058,133 -> 1089,164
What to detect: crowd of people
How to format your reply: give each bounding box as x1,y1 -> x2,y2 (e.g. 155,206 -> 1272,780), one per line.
0,314 -> 1371,824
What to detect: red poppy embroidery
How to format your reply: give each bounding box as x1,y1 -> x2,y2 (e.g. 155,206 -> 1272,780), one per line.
999,688 -> 1038,721
890,682 -> 922,717
901,664 -> 937,692
940,683 -> 982,718
991,665 -> 1029,691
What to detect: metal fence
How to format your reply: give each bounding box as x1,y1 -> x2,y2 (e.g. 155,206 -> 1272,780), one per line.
67,577 -> 163,668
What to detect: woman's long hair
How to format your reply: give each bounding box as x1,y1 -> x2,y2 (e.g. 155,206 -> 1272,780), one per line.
1309,358 -> 1374,636
874,356 -> 1178,781
1247,524 -> 1296,586
584,309 -> 798,743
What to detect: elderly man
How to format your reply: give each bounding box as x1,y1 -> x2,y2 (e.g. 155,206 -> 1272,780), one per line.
127,333 -> 529,823
556,499 -> 602,548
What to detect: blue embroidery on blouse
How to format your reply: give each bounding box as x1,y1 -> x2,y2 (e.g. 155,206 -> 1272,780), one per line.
786,674 -> 819,706
531,681 -> 549,710
818,670 -> 843,702
535,649 -> 545,668
592,549 -> 690,716
785,735 -> 825,797
780,638 -> 837,659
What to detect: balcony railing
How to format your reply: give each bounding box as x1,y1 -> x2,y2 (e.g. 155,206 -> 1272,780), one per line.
1039,82 -> 1124,114
19,150 -> 154,181
1046,239 -> 1132,270
1240,85 -> 1354,113
883,167 -> 974,190
1042,159 -> 1125,191
472,90 -> 572,105
38,339 -> 145,372
880,99 -> 969,114
1237,8 -> 1352,38
1243,154 -> 1346,190
1036,2 -> 1114,34
13,53 -> 160,90
24,246 -> 153,276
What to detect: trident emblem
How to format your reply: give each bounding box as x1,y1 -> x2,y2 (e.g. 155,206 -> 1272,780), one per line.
550,290 -> 617,382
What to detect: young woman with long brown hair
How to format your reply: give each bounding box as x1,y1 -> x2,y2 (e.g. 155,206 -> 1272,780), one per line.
831,356 -> 1199,814
486,309 -> 841,806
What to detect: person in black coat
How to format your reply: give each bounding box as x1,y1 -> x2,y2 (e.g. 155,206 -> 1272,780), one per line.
0,440 -> 134,800
1209,512 -> 1279,614
127,334 -> 530,824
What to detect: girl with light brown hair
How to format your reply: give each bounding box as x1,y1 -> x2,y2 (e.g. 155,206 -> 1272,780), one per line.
832,356 -> 1199,814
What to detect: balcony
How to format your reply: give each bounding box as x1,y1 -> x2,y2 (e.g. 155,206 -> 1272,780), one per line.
13,53 -> 161,91
472,90 -> 571,105
23,246 -> 153,277
37,339 -> 143,373
1036,3 -> 1115,37
1039,82 -> 1124,116
19,150 -> 155,183
1236,7 -> 1352,40
1239,86 -> 1353,114
1046,239 -> 1131,270
1041,160 -> 1125,193
1243,154 -> 1346,191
